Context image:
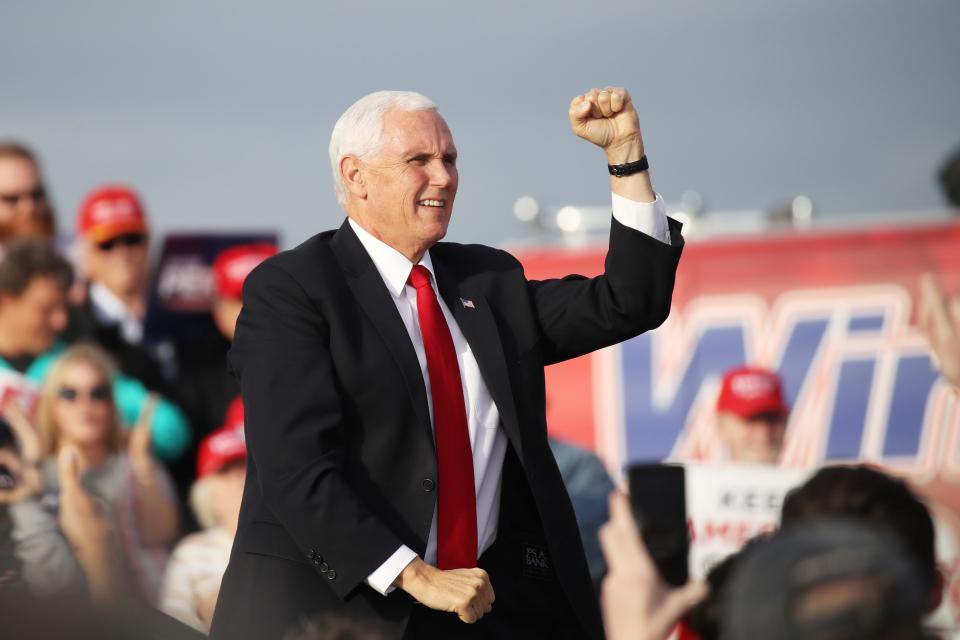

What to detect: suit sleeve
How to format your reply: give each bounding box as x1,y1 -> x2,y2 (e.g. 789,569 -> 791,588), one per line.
228,262 -> 405,600
528,215 -> 684,366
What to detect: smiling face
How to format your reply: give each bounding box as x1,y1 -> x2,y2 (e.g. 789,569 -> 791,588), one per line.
53,360 -> 115,451
346,109 -> 458,262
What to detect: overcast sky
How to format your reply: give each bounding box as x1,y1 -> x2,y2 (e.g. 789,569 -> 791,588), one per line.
3,0 -> 959,248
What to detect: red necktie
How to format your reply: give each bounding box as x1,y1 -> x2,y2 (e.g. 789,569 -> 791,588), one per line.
407,265 -> 478,569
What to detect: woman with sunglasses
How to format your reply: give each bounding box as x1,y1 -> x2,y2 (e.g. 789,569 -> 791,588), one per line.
36,343 -> 179,604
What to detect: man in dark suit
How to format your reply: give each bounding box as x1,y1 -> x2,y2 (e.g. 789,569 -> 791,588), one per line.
211,87 -> 683,640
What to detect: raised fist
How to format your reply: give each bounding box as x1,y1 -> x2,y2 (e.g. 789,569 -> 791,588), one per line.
569,87 -> 644,163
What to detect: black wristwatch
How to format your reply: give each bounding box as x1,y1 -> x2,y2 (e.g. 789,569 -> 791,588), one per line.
608,155 -> 649,177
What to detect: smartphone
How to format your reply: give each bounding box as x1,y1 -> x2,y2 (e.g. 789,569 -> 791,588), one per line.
627,463 -> 689,586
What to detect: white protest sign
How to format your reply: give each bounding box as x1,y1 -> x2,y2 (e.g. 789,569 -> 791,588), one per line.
684,463 -> 812,578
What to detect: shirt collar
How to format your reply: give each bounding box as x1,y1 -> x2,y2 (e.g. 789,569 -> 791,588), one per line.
89,281 -> 135,323
348,218 -> 436,298
89,282 -> 143,343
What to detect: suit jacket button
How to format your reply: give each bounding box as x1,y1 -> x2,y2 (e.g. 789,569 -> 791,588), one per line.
327,570 -> 336,580
319,562 -> 329,573
421,478 -> 435,492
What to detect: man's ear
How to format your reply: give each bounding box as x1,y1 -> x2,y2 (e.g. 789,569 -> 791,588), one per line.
340,156 -> 367,199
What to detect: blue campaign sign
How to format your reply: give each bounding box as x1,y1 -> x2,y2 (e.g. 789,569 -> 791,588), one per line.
618,296 -> 944,470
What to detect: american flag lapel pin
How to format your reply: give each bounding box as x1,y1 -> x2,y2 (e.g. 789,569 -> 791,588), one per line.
460,297 -> 476,310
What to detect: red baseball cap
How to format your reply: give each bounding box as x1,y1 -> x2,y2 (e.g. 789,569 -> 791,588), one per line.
212,242 -> 277,299
716,366 -> 789,419
196,396 -> 246,478
77,185 -> 149,244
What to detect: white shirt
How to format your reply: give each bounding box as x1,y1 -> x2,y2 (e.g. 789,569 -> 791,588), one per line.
89,281 -> 144,344
355,193 -> 671,595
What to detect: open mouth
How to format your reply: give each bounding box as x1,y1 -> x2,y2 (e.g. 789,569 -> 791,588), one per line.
417,199 -> 446,208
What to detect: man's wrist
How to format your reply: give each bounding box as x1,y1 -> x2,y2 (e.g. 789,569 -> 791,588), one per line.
367,545 -> 419,595
604,135 -> 644,165
394,556 -> 430,593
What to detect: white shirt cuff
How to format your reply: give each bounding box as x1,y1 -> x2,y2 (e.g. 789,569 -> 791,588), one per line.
611,192 -> 671,245
365,545 -> 419,595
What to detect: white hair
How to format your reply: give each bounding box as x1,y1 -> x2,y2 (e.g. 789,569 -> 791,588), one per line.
328,90 -> 439,207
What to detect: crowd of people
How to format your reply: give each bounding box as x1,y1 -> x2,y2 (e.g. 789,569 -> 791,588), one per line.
0,141 -> 272,635
599,342 -> 960,638
1,116 -> 959,640
600,461 -> 948,640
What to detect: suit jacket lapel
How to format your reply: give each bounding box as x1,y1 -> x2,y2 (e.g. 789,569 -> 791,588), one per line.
433,258 -> 525,463
330,220 -> 434,447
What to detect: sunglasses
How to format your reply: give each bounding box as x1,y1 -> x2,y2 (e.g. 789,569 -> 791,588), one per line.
0,186 -> 46,206
96,233 -> 146,251
57,384 -> 112,403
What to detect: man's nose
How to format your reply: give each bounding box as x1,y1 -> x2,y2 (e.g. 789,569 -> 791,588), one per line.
428,160 -> 453,187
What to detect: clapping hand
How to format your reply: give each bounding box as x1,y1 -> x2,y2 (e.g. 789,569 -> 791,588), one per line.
0,398 -> 44,504
57,444 -> 124,604
124,393 -> 179,548
128,393 -> 158,476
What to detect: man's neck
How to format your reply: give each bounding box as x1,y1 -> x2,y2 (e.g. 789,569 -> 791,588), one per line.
347,213 -> 428,264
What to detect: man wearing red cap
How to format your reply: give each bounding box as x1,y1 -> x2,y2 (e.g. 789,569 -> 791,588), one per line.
160,396 -> 246,633
176,243 -> 276,446
210,243 -> 278,343
65,186 -> 191,464
715,366 -> 790,464
67,185 -> 169,393
75,185 -> 151,336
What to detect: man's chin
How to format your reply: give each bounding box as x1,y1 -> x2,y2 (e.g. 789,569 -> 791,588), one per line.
420,220 -> 450,244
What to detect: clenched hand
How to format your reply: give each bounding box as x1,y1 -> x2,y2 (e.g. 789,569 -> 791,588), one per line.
395,557 -> 495,624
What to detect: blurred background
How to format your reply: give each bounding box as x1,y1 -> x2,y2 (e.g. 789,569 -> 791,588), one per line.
3,0 -> 959,246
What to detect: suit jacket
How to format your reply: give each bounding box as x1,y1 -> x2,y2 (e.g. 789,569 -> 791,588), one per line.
210,216 -> 683,640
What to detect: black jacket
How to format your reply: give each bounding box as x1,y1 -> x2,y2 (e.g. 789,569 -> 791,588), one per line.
211,216 -> 683,640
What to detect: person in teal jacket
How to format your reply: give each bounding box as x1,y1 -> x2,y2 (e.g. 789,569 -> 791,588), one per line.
0,240 -> 189,461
